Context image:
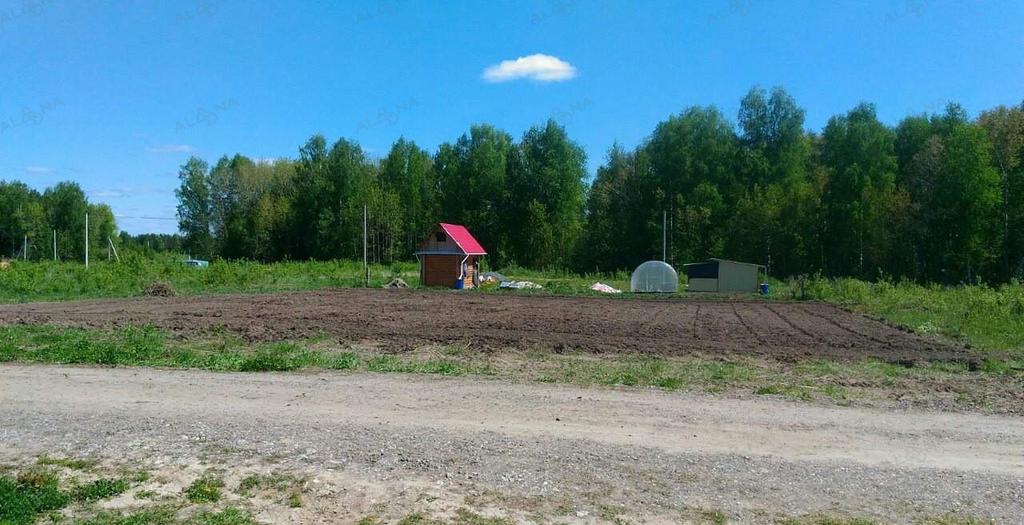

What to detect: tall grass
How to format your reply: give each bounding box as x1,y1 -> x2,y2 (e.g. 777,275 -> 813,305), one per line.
0,254 -> 419,303
776,276 -> 1024,351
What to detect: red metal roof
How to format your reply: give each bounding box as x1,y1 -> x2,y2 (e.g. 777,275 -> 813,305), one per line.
440,223 -> 487,255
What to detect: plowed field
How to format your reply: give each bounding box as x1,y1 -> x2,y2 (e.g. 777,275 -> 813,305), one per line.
0,289 -> 967,363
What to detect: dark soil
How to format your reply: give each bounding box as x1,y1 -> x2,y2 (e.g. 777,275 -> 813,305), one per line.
0,289 -> 971,364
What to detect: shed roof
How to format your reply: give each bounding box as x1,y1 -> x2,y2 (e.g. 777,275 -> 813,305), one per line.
682,258 -> 765,269
434,223 -> 487,255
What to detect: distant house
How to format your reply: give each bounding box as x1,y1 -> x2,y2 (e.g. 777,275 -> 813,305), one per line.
415,223 -> 487,289
683,258 -> 765,293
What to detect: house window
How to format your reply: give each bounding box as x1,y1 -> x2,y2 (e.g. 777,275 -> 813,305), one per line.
436,232 -> 447,242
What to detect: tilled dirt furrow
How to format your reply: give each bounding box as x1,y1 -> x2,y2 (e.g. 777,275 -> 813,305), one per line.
0,290 -> 970,363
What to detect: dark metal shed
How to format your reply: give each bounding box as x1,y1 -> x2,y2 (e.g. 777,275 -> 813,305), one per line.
682,258 -> 765,293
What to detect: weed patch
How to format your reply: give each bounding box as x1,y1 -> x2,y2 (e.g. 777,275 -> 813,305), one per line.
188,507 -> 257,525
0,470 -> 70,525
73,478 -> 130,502
183,476 -> 224,504
74,507 -> 178,525
36,455 -> 98,471
238,343 -> 304,372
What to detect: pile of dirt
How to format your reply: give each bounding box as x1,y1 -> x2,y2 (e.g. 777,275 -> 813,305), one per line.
0,289 -> 971,364
142,281 -> 177,297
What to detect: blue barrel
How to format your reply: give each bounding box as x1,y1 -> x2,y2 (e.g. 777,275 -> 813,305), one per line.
453,278 -> 465,290
759,282 -> 770,295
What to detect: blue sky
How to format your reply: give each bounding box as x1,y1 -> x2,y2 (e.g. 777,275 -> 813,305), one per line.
1,0 -> 1022,234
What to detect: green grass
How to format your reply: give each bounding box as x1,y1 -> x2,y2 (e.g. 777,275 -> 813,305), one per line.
236,473 -> 304,508
73,508 -> 178,525
0,459 -> 263,525
188,508 -> 257,525
0,325 -> 491,376
364,354 -> 493,376
538,355 -> 760,390
0,255 -> 421,304
0,470 -> 70,525
0,325 -> 342,372
72,507 -> 258,525
36,455 -> 98,471
183,476 -> 224,504
1,323 -> 1021,412
72,478 -> 130,502
777,276 -> 1024,352
397,513 -> 432,525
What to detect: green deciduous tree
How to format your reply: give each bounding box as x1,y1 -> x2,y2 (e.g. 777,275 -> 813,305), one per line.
175,156 -> 213,259
819,103 -> 900,277
978,104 -> 1024,279
436,124 -> 514,264
507,120 -> 587,268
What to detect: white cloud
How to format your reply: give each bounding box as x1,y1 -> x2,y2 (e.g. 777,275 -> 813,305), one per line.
146,144 -> 194,153
24,166 -> 54,175
482,54 -> 577,83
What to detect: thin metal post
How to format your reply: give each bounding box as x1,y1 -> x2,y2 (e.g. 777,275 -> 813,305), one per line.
363,204 -> 368,287
53,229 -> 57,261
84,212 -> 89,269
23,234 -> 27,260
662,210 -> 667,261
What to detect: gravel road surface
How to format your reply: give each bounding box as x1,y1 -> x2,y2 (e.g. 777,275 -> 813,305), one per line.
1,364 -> 1021,523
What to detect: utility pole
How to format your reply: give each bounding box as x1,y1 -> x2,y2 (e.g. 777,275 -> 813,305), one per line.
84,212 -> 89,269
363,204 -> 368,287
662,210 -> 667,262
108,236 -> 120,262
52,229 -> 57,261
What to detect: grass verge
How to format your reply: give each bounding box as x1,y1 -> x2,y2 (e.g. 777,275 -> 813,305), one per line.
1,324 -> 1022,413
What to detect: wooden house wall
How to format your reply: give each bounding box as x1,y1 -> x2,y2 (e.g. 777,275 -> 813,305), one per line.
419,230 -> 461,253
421,254 -> 461,287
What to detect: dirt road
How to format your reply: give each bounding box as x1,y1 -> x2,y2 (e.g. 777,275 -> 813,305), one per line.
0,289 -> 968,363
1,364 -> 1021,523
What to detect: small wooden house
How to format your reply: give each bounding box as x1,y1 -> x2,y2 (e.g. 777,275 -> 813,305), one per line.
415,223 -> 487,289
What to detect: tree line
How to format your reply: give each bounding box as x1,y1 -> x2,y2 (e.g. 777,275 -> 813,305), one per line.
6,86 -> 1013,283
175,120 -> 587,269
0,181 -> 117,261
173,87 -> 1024,283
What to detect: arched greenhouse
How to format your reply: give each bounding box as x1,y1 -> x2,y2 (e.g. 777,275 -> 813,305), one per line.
630,260 -> 679,293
